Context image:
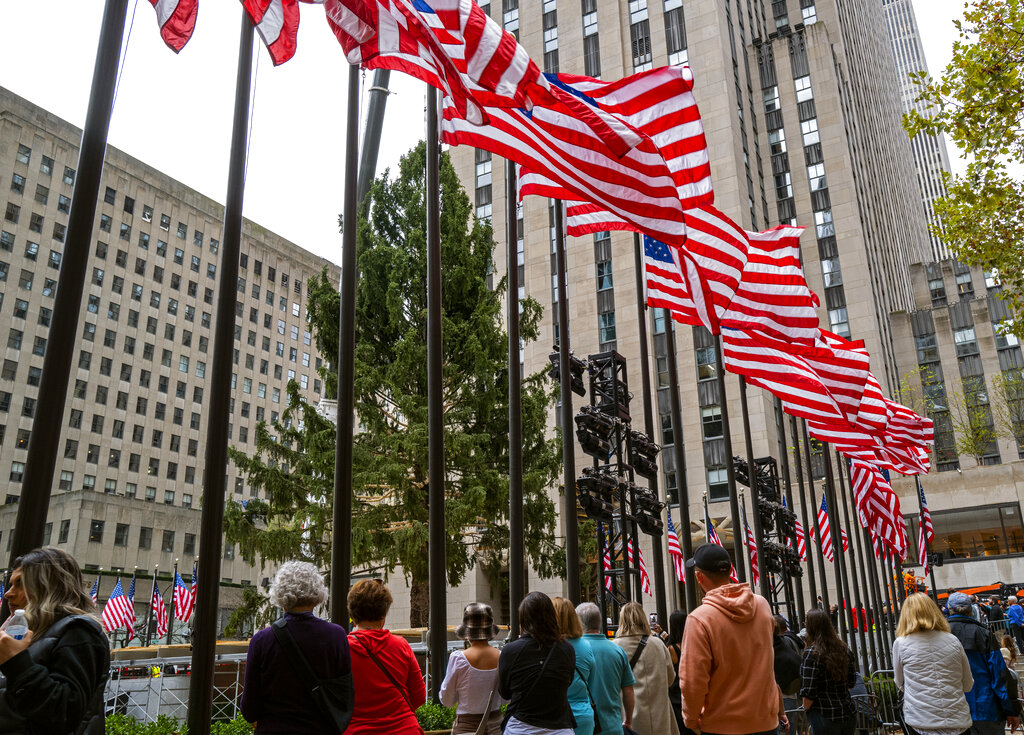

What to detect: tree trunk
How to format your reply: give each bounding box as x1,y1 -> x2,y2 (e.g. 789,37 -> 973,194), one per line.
410,577 -> 430,628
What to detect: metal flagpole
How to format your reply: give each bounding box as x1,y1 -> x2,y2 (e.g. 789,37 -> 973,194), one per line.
713,336 -> 746,582
553,201 -> 581,601
799,420 -> 831,613
834,455 -> 870,673
187,13 -> 253,734
330,64 -> 361,629
739,491 -> 755,592
775,397 -> 802,622
915,476 -> 940,596
821,443 -> 853,650
7,0 -> 129,573
739,378 -> 770,600
506,161 -> 525,635
425,86 -> 448,702
857,518 -> 891,670
789,414 -> 817,614
356,69 -> 391,206
632,234 -> 668,623
666,321 -> 697,610
144,568 -> 157,648
166,561 -> 178,645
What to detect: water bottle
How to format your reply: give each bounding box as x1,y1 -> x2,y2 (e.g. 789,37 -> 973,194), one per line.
6,610 -> 28,640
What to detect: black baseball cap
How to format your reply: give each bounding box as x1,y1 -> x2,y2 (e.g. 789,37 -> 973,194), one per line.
685,543 -> 733,575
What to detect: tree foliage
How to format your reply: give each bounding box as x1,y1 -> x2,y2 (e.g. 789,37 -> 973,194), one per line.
904,0 -> 1024,336
225,143 -> 563,628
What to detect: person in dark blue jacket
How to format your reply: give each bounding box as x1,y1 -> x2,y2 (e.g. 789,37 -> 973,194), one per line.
948,592 -> 1020,735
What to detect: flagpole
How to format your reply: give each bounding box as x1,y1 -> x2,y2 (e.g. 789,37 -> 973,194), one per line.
833,455 -> 870,673
356,69 -> 391,206
144,567 -> 157,648
666,321 -> 697,610
330,63 -> 362,630
6,0 -> 129,578
506,162 -> 526,636
789,414 -> 818,613
775,397 -> 803,623
553,200 -> 581,602
632,233 -> 668,623
915,476 -> 939,597
166,561 -> 178,645
821,441 -> 854,653
188,12 -> 253,733
799,419 -> 831,613
739,378 -> 770,600
858,521 -> 892,670
739,491 -> 754,593
713,336 -> 746,583
425,85 -> 448,703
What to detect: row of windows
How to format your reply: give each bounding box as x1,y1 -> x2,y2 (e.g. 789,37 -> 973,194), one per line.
86,518 -> 199,556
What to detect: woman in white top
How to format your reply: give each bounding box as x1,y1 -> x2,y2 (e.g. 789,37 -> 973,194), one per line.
613,602 -> 679,735
441,602 -> 505,735
892,593 -> 974,735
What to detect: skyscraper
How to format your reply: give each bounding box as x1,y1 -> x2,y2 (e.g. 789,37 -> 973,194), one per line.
882,0 -> 954,261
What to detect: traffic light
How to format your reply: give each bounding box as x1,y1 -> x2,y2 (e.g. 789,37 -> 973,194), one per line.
547,347 -> 587,397
574,405 -> 617,460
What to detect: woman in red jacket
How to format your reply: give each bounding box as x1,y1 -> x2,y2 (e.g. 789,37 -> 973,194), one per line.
347,579 -> 427,734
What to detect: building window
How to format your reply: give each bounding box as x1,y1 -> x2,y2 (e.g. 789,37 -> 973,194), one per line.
707,467 -> 729,502
89,520 -> 104,543
139,526 -> 153,549
599,312 -> 616,344
115,523 -> 130,546
906,503 -> 1024,564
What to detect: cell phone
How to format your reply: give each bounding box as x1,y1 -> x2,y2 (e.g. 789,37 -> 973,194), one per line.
649,613 -> 658,625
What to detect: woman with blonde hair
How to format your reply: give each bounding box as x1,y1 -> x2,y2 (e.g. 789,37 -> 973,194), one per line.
613,602 -> 679,735
552,596 -> 596,735
0,547 -> 109,733
893,592 -> 973,735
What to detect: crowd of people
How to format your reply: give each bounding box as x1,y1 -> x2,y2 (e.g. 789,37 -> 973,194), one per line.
2,543 -> 1024,735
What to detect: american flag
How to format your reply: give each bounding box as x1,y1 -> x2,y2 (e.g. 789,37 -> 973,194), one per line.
918,480 -> 934,572
602,528 -> 613,592
720,226 -> 820,347
520,64 -> 714,228
90,577 -> 99,604
125,575 -> 137,642
101,579 -> 135,634
326,0 -> 552,124
782,496 -> 807,561
666,514 -> 686,583
704,507 -> 739,583
849,458 -> 908,556
151,579 -> 169,640
745,521 -> 759,587
147,0 -> 198,52
814,495 -> 839,562
626,538 -> 653,597
173,571 -> 195,623
242,0 -> 324,66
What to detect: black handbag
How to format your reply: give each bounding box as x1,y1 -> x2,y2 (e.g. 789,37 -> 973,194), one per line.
271,617 -> 354,734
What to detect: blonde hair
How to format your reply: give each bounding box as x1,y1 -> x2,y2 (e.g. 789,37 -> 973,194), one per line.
551,596 -> 583,639
14,547 -> 97,635
615,602 -> 652,638
897,593 -> 950,637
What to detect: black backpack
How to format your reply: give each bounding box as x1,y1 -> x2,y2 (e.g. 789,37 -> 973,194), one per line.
773,635 -> 802,696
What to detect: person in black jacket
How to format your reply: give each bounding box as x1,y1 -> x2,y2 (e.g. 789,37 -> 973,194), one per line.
0,547 -> 110,734
498,592 -> 576,734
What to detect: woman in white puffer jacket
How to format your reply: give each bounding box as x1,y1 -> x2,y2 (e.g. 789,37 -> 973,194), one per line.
892,593 -> 974,735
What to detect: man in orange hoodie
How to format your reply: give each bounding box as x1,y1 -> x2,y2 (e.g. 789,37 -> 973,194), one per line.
678,543 -> 788,735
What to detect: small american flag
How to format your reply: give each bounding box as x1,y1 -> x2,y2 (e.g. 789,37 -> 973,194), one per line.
918,481 -> 934,573
151,579 -> 169,640
602,529 -> 613,592
783,497 -> 807,561
101,579 -> 134,634
704,507 -> 739,583
745,521 -> 759,587
666,514 -> 686,583
173,572 -> 195,623
815,495 -> 834,562
90,577 -> 99,604
626,538 -> 653,597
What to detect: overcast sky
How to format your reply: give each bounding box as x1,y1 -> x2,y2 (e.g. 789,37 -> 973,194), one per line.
1,1 -> 963,265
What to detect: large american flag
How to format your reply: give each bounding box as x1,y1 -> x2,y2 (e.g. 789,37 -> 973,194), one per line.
849,458 -> 908,556
173,571 -> 195,623
326,0 -> 551,124
101,579 -> 134,634
626,538 -> 653,597
745,521 -> 760,587
918,480 -> 935,572
147,0 -> 198,52
151,579 -> 169,640
666,513 -> 686,583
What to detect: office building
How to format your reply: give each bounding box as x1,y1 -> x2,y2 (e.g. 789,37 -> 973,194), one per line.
0,86 -> 339,635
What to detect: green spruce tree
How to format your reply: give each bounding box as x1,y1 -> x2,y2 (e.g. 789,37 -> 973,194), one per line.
225,143 -> 563,628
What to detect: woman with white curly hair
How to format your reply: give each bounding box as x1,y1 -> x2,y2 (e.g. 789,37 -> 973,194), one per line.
241,561 -> 352,733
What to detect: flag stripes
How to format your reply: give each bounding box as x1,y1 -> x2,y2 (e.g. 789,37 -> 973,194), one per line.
148,0 -> 198,52
745,521 -> 759,586
666,513 -> 686,583
151,579 -> 169,640
101,578 -> 135,633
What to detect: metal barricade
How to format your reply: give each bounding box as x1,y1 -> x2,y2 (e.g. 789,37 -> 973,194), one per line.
865,670 -> 904,732
787,695 -> 885,735
785,707 -> 810,735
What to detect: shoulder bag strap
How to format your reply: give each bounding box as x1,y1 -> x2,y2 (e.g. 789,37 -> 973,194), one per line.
574,664 -> 602,734
271,618 -> 322,694
629,635 -> 649,670
352,635 -> 417,715
473,682 -> 498,735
